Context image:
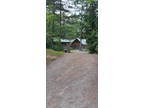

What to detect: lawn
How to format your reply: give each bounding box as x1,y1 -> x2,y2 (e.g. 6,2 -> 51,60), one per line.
46,49 -> 64,56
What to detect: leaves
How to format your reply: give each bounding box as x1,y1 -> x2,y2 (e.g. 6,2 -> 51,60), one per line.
46,0 -> 98,53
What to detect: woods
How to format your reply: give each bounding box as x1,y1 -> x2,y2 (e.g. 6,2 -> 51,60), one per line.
46,0 -> 98,53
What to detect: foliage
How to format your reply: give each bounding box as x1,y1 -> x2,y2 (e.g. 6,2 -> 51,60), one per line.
84,0 -> 98,53
46,0 -> 80,50
46,0 -> 98,53
87,30 -> 98,53
73,0 -> 98,53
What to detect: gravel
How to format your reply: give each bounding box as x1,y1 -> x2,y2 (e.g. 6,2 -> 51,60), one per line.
47,53 -> 98,108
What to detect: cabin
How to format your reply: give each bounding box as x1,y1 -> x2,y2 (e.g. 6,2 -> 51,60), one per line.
70,38 -> 87,49
60,38 -> 87,49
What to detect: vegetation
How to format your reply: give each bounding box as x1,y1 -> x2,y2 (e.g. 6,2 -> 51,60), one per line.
46,49 -> 64,56
46,0 -> 98,53
46,49 -> 64,64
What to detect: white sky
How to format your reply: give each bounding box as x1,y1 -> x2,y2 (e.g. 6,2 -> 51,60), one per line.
62,0 -> 81,15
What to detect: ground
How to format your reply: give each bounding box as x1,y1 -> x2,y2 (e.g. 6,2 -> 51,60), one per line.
46,53 -> 98,108
46,49 -> 64,64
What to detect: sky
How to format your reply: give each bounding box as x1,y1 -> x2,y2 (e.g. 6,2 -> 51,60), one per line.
62,0 -> 81,15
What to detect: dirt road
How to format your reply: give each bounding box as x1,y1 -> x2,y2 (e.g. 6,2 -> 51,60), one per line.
46,53 -> 98,108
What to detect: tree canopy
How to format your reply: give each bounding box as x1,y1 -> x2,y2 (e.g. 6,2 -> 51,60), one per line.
46,0 -> 98,53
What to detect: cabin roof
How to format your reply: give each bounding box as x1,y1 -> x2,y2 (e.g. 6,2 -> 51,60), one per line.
61,39 -> 73,43
60,38 -> 87,45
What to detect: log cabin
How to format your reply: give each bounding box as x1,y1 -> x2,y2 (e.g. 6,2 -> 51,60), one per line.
61,38 -> 87,49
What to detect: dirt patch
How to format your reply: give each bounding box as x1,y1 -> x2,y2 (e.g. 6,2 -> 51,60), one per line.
46,55 -> 57,64
46,49 -> 64,65
47,53 -> 98,108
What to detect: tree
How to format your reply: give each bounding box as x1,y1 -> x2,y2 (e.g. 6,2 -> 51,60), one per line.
46,0 -> 98,53
84,0 -> 98,53
74,0 -> 98,53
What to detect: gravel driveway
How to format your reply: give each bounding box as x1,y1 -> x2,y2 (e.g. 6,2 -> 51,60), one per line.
46,53 -> 98,108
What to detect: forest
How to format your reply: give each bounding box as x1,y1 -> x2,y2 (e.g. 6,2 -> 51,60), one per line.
46,0 -> 98,53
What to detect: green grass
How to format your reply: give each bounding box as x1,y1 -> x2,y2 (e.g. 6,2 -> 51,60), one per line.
46,49 -> 64,56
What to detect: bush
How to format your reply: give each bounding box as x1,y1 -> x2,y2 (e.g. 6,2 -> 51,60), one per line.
53,45 -> 63,51
52,40 -> 63,51
46,35 -> 63,51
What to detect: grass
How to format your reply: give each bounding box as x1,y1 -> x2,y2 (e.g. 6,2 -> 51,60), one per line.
46,49 -> 64,64
46,49 -> 64,56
